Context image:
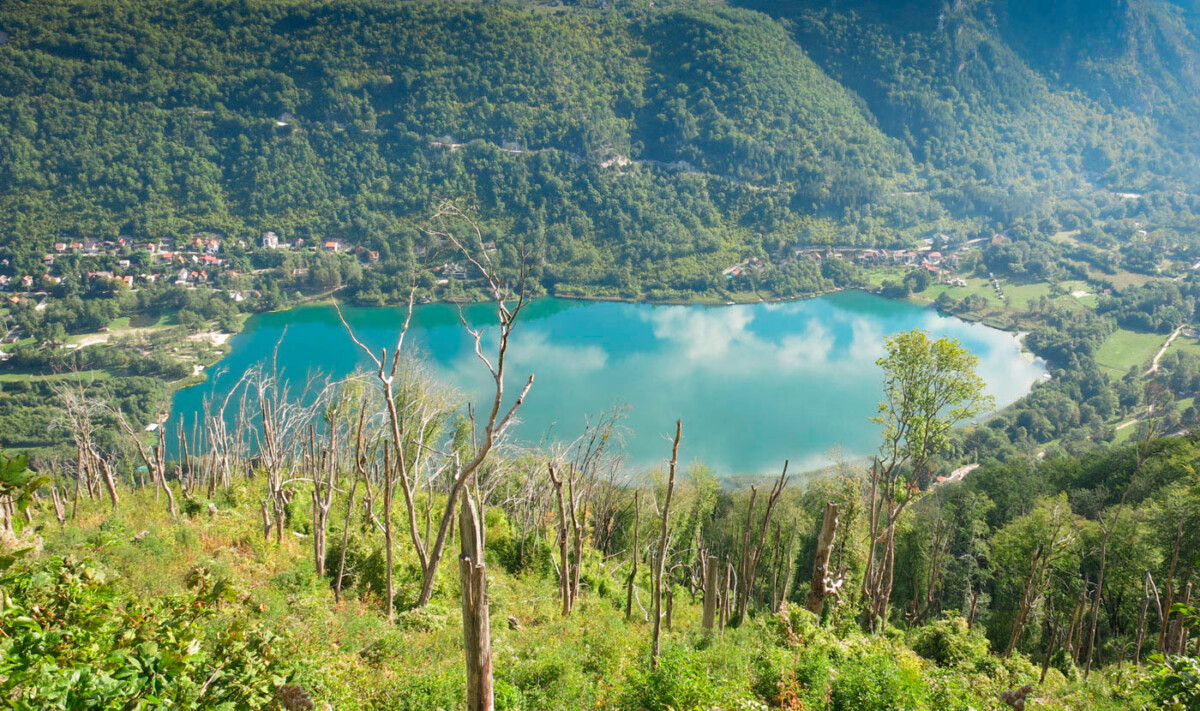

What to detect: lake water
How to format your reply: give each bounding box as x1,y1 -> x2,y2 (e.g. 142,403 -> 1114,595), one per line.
168,292 -> 1045,474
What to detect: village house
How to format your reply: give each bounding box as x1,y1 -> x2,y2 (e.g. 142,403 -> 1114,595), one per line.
323,240 -> 342,253
261,231 -> 280,249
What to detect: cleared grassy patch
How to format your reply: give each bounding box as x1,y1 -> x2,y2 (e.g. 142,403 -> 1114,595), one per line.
0,368 -> 110,383
1095,328 -> 1167,376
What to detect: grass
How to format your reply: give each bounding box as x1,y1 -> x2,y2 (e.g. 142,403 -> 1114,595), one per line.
1167,332 -> 1200,359
0,368 -> 111,383
1095,328 -> 1167,376
21,483 -> 1149,711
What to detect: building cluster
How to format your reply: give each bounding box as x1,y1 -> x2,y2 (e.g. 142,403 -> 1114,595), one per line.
0,230 -> 383,310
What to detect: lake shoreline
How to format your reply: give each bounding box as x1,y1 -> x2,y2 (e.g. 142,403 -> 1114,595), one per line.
168,292 -> 1046,474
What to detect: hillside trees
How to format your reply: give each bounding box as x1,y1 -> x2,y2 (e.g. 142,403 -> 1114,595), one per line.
862,330 -> 992,631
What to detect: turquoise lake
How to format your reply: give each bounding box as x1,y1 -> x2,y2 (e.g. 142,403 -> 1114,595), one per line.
168,292 -> 1045,474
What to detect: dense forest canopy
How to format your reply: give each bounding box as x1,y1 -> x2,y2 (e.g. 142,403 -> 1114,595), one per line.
0,0 -> 1197,296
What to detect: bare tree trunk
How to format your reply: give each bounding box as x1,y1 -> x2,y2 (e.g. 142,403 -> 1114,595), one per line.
50,485 -> 67,526
334,475 -> 361,603
733,463 -> 789,626
459,481 -> 493,711
1158,515 -> 1185,653
384,450 -> 396,623
260,497 -> 272,539
1040,600 -> 1063,683
702,554 -> 718,629
1135,573 -> 1151,665
650,421 -> 681,669
96,455 -> 119,509
1005,545 -> 1046,657
1170,582 -> 1193,654
549,462 -> 573,616
807,502 -> 840,617
778,525 -> 798,613
625,491 -> 640,621
720,562 -> 733,633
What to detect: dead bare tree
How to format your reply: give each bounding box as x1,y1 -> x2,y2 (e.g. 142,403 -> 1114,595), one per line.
650,420 -> 681,669
548,460 -> 577,615
112,408 -> 177,518
626,491 -> 641,621
702,553 -> 719,629
460,474 -> 492,711
52,376 -> 118,509
336,201 -> 534,611
732,463 -> 789,626
807,502 -> 840,616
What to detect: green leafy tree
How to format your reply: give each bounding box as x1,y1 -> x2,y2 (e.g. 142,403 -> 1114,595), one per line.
862,330 -> 992,631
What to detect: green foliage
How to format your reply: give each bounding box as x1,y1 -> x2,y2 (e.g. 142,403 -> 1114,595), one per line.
618,644 -> 744,710
0,555 -> 291,709
909,615 -> 995,673
0,450 -> 45,540
1145,604 -> 1200,710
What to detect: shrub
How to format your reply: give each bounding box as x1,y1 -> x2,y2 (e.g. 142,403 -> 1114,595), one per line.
0,555 -> 290,709
620,645 -> 742,710
910,615 -> 996,673
829,649 -> 929,711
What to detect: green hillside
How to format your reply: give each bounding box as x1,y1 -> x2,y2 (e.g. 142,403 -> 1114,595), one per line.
1,0 -> 1196,299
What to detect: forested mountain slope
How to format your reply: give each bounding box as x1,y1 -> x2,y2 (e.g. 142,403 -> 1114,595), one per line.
0,0 -> 1197,297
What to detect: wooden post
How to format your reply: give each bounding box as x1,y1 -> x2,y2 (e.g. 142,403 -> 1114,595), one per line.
460,485 -> 493,711
702,554 -> 719,629
806,503 -> 839,616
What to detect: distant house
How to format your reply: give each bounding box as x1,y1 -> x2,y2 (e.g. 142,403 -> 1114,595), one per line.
261,231 -> 280,249
20,275 -> 34,289
367,250 -> 380,263
42,255 -> 54,265
991,233 -> 1009,245
323,241 -> 342,253
205,239 -> 221,254
54,242 -> 67,253
82,241 -> 99,254
176,268 -> 190,285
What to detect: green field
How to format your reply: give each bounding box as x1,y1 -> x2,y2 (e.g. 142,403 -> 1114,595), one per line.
0,368 -> 111,383
1095,328 -> 1167,376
